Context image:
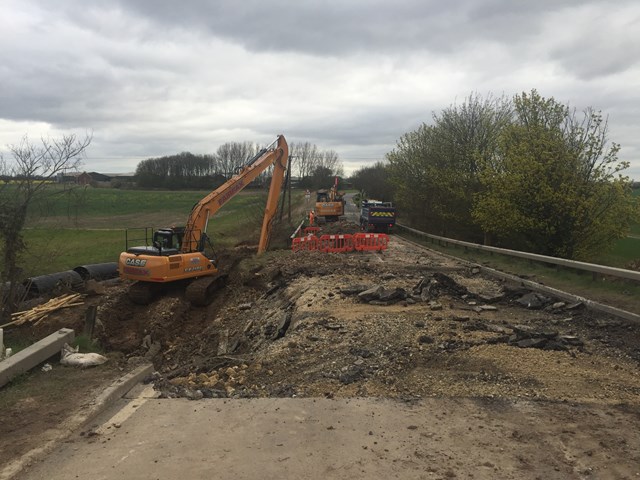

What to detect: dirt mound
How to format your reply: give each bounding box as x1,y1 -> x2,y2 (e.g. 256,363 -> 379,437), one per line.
314,220 -> 361,235
80,240 -> 640,404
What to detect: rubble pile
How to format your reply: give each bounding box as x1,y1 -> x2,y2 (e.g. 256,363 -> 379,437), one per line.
84,240 -> 640,404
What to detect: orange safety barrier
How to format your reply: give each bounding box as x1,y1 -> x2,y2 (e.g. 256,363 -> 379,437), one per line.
303,226 -> 321,236
318,234 -> 354,253
353,233 -> 389,251
291,235 -> 319,252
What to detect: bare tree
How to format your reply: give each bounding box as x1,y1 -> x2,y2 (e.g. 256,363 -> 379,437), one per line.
290,142 -> 344,186
0,133 -> 91,318
319,149 -> 342,176
290,142 -> 318,180
215,141 -> 256,179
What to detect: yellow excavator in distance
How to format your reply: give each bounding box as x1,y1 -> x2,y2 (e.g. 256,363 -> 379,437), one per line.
315,178 -> 345,222
118,135 -> 289,306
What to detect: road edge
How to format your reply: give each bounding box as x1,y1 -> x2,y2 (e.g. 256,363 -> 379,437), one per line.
0,362 -> 154,480
396,234 -> 640,323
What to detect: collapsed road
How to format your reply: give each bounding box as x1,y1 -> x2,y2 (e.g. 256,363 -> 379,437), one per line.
96,233 -> 640,404
9,229 -> 640,480
5,193 -> 640,479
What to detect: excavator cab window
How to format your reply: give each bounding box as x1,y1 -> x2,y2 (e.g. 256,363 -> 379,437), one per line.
153,230 -> 180,255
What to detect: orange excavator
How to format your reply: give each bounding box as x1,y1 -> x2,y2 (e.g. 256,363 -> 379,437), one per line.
118,135 -> 288,306
315,177 -> 345,222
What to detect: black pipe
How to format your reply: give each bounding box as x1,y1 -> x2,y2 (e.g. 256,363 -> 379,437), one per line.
73,262 -> 119,281
24,270 -> 84,297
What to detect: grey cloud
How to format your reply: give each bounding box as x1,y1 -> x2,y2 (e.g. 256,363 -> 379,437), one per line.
548,6 -> 640,79
32,0 -> 598,56
2,0 -> 640,179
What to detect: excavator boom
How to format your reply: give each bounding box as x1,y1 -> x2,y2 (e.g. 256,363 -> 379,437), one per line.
181,135 -> 289,253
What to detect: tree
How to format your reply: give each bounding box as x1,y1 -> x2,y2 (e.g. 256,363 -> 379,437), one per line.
135,152 -> 224,189
0,134 -> 91,318
350,161 -> 394,202
473,90 -> 639,259
290,142 -> 318,180
310,165 -> 334,190
318,150 -> 342,177
215,142 -> 256,179
290,142 -> 344,187
387,124 -> 445,230
387,93 -> 511,238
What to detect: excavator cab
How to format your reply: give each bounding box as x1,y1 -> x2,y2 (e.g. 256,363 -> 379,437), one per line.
315,186 -> 345,222
316,190 -> 329,202
126,227 -> 185,256
152,229 -> 182,255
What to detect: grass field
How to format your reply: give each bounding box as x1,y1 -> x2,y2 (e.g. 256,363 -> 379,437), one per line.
2,187 -> 305,277
27,187 -> 271,229
595,237 -> 640,268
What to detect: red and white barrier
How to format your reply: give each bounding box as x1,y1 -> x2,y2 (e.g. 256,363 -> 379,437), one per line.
291,230 -> 390,253
353,233 -> 389,251
318,234 -> 354,253
291,235 -> 319,252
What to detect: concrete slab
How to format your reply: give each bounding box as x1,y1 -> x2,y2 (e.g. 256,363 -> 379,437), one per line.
16,397 -> 640,480
0,362 -> 153,480
0,328 -> 74,388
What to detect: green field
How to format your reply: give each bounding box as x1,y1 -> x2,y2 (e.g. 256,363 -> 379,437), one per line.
595,237 -> 640,268
27,187 -> 270,228
2,187 -> 304,277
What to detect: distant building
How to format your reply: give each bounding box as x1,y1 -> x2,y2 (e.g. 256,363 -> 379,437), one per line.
87,172 -> 112,182
105,173 -> 135,181
56,171 -> 113,185
75,172 -> 92,185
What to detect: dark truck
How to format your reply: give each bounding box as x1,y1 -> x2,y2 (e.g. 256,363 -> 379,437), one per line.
359,200 -> 396,233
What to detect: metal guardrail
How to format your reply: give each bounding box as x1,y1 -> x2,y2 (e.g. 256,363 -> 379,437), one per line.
397,224 -> 640,283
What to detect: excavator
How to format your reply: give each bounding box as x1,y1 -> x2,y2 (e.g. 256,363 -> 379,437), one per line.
314,177 -> 345,222
118,135 -> 288,306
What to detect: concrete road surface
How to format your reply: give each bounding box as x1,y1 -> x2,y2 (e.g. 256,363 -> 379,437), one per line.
17,394 -> 640,480
343,192 -> 359,222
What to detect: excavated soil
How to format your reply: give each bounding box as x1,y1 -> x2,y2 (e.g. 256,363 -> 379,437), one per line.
82,237 -> 640,404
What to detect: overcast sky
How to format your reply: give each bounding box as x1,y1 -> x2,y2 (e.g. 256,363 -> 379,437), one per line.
1,0 -> 639,178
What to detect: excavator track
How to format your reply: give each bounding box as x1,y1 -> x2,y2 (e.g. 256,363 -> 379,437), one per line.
185,273 -> 228,307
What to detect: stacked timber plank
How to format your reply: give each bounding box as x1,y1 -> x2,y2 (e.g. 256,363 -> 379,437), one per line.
1,294 -> 84,328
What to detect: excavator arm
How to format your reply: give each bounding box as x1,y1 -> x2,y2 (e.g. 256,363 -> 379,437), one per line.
181,135 -> 288,254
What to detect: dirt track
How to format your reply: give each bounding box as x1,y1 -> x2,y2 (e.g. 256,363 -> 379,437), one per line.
4,229 -> 640,477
